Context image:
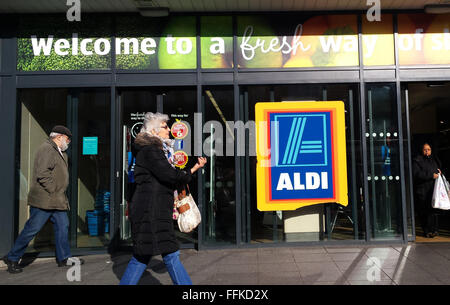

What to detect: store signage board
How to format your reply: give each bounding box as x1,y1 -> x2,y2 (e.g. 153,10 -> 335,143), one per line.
16,14 -> 450,71
255,101 -> 348,211
82,137 -> 98,155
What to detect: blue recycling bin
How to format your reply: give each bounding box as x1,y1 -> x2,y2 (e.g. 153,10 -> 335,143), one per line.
86,210 -> 105,236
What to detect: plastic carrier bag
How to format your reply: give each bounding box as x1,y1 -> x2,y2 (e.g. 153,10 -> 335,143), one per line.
432,174 -> 450,210
175,185 -> 201,233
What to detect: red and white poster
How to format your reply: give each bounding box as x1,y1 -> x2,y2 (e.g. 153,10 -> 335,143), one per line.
171,121 -> 189,139
173,150 -> 189,168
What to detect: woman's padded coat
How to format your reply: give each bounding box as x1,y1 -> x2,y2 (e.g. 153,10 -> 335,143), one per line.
129,132 -> 192,256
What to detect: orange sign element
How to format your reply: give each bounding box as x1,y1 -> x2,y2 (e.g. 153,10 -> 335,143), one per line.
255,101 -> 348,211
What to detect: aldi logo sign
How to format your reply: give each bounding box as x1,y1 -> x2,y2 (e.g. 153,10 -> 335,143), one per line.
255,102 -> 348,211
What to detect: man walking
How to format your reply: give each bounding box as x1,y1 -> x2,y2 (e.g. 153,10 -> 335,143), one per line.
2,126 -> 84,274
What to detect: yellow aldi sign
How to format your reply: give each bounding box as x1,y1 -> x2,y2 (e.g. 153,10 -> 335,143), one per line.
255,101 -> 348,211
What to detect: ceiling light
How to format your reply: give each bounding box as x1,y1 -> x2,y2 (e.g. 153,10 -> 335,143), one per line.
134,0 -> 169,17
138,7 -> 169,17
427,82 -> 447,87
424,3 -> 450,14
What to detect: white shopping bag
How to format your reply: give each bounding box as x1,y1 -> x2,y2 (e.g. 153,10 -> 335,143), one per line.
174,185 -> 201,233
431,174 -> 450,210
176,193 -> 201,233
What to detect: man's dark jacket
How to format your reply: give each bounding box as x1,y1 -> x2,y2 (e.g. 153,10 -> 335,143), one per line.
27,139 -> 69,210
129,132 -> 192,256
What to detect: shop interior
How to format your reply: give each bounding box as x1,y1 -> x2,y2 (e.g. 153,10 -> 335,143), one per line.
408,82 -> 450,242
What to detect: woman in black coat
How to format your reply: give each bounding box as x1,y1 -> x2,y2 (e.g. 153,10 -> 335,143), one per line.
412,143 -> 441,238
120,112 -> 206,285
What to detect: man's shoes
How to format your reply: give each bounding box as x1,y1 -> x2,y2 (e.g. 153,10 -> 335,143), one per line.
426,232 -> 435,238
57,257 -> 85,267
431,231 -> 439,237
1,256 -> 23,274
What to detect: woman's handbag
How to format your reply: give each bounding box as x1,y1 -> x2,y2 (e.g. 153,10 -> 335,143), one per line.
432,174 -> 450,210
174,185 -> 201,233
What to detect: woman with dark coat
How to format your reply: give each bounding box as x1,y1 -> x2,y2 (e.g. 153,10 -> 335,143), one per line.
120,112 -> 206,285
412,143 -> 441,238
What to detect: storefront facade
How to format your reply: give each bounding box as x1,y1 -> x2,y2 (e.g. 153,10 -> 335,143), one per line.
1,10 -> 450,256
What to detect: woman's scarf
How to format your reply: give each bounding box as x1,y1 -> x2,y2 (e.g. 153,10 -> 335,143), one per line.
147,132 -> 175,168
162,138 -> 175,168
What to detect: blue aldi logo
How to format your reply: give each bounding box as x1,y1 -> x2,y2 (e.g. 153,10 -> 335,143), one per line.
256,102 -> 348,211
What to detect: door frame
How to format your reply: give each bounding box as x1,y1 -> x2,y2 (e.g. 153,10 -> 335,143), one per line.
402,83 -> 417,242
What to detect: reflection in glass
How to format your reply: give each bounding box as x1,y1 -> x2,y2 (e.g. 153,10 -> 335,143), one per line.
366,84 -> 403,239
327,85 -> 365,240
76,89 -> 111,248
203,87 -> 236,245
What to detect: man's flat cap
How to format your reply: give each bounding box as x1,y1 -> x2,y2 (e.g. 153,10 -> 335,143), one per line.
52,125 -> 72,138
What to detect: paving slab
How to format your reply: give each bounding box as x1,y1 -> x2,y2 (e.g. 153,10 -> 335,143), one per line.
1,244 -> 449,285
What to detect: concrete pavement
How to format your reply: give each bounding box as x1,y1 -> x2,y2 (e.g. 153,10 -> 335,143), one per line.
1,243 -> 450,285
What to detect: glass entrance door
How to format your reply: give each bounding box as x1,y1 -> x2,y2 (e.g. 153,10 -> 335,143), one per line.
365,84 -> 403,240
405,82 -> 450,242
118,87 -> 198,247
18,88 -> 112,251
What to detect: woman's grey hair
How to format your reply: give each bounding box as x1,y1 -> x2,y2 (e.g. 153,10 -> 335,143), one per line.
141,112 -> 169,134
49,132 -> 62,138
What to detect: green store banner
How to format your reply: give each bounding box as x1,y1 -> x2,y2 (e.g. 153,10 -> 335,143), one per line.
115,15 -> 197,69
16,13 -> 450,72
17,14 -> 112,71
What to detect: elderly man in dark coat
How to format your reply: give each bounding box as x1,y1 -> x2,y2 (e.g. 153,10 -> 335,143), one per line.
120,112 -> 206,285
413,143 -> 441,238
2,126 -> 83,274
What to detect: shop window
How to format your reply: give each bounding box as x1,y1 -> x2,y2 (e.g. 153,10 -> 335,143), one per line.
202,86 -> 236,245
242,84 -> 365,244
76,89 -> 111,248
